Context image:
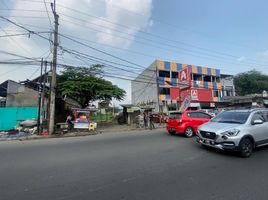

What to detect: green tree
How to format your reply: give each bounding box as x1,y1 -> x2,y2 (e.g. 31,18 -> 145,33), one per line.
57,65 -> 126,107
234,70 -> 268,95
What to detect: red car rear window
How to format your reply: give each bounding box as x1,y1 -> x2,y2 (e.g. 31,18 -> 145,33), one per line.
169,112 -> 182,119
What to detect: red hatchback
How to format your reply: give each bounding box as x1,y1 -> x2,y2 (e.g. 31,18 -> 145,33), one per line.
166,111 -> 212,137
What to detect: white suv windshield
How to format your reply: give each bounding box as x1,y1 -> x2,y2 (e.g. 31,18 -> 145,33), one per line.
211,111 -> 250,124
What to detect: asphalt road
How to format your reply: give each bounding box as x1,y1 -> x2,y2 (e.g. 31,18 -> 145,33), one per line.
1,129 -> 268,200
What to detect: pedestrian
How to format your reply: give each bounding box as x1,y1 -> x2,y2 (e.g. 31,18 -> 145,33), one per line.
149,112 -> 155,130
66,114 -> 73,131
144,112 -> 148,128
159,113 -> 162,127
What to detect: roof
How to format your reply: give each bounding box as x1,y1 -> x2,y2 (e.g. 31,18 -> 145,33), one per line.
120,104 -> 134,108
220,74 -> 234,78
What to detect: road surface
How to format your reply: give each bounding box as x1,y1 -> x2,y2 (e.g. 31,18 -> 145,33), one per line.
1,129 -> 268,200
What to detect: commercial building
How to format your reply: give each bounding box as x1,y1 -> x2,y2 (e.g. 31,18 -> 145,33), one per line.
131,60 -> 235,112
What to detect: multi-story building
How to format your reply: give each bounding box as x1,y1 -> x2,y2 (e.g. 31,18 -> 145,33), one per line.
132,60 -> 235,112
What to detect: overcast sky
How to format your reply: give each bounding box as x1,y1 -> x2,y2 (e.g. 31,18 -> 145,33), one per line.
1,0 -> 268,105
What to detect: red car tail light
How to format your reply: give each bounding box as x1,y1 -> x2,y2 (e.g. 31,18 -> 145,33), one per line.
177,119 -> 183,124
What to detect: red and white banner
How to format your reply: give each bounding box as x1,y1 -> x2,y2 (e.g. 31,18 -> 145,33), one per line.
191,89 -> 198,100
178,66 -> 191,89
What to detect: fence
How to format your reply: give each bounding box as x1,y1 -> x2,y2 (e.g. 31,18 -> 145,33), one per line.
90,110 -> 115,123
0,107 -> 38,131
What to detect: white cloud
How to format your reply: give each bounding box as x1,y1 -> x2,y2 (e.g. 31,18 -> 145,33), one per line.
93,0 -> 152,48
236,56 -> 246,62
0,0 -> 153,84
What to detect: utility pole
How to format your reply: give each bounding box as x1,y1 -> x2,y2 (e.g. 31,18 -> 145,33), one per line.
40,61 -> 47,133
48,0 -> 59,135
37,58 -> 43,135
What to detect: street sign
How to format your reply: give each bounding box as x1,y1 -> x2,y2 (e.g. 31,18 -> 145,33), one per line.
178,66 -> 191,89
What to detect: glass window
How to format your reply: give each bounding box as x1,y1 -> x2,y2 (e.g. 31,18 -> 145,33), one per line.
213,90 -> 219,97
193,74 -> 202,81
262,111 -> 268,122
169,112 -> 182,119
171,72 -> 178,78
203,75 -> 211,82
159,87 -> 170,95
251,112 -> 265,123
159,70 -> 170,78
211,111 -> 250,124
188,112 -> 199,118
198,112 -> 212,119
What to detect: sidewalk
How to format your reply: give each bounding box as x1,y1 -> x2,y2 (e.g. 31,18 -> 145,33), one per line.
0,123 -> 165,142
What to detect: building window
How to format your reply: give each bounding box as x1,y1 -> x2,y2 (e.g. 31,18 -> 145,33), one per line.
225,86 -> 233,96
159,87 -> 170,95
193,74 -> 202,81
159,70 -> 170,78
171,72 -> 178,78
203,75 -> 211,82
216,77 -> 220,83
213,90 -> 219,97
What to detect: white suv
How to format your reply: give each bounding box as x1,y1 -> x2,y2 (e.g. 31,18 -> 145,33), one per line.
196,108 -> 268,157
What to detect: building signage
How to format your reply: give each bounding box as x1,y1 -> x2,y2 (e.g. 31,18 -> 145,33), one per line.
127,108 -> 133,113
178,66 -> 190,89
191,89 -> 198,100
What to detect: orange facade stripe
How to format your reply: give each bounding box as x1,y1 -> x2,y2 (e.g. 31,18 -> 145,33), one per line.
211,68 -> 216,76
160,94 -> 166,101
182,64 -> 188,68
156,60 -> 164,70
192,65 -> 198,73
202,66 -> 208,75
217,83 -> 222,90
213,97 -> 219,102
170,62 -> 177,71
208,82 -> 213,89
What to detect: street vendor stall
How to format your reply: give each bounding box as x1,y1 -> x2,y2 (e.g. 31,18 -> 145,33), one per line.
71,108 -> 97,130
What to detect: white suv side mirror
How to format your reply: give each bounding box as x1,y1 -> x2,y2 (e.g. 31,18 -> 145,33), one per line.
253,119 -> 264,125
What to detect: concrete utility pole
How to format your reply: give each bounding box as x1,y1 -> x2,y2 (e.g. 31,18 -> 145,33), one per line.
40,61 -> 47,133
37,58 -> 43,135
48,0 -> 59,135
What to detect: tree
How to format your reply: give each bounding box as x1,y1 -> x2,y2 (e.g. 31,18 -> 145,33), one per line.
234,70 -> 268,95
57,65 -> 126,107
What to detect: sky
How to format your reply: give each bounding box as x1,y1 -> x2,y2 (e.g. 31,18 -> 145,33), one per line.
1,0 -> 268,105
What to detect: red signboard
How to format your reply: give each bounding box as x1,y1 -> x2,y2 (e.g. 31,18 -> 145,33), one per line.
170,87 -> 180,100
191,89 -> 213,102
178,66 -> 191,89
174,88 -> 213,102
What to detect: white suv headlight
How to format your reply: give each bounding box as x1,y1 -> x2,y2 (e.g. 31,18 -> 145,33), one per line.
222,129 -> 240,136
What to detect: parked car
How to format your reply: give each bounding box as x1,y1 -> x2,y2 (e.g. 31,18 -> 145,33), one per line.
166,111 -> 212,137
196,108 -> 268,158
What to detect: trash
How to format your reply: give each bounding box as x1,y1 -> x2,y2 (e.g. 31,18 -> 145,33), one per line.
19,119 -> 37,127
40,131 -> 49,136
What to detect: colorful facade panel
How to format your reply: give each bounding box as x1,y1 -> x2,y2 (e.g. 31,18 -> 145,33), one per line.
156,60 -> 221,77
192,81 -> 222,90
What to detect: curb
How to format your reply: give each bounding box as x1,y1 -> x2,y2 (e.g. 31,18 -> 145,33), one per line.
0,127 -> 165,142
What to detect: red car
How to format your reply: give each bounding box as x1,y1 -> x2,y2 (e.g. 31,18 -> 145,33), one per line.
166,111 -> 212,137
